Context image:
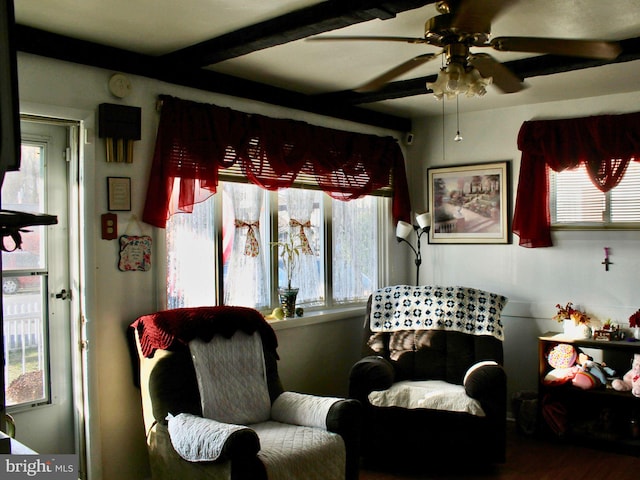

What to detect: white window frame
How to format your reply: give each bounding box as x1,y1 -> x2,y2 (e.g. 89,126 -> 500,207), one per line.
157,182 -> 392,314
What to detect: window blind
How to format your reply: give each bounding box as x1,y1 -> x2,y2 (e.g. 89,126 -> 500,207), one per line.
553,160 -> 640,224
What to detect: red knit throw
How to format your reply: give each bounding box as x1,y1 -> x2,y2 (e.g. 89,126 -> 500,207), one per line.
131,306 -> 278,358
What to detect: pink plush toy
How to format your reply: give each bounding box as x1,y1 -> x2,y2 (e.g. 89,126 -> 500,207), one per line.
612,353 -> 640,397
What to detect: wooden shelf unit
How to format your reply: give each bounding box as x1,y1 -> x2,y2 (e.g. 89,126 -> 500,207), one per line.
538,331 -> 640,455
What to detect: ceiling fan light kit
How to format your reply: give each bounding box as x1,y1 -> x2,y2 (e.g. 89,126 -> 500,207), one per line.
310,0 -> 622,102
427,43 -> 493,100
427,62 -> 492,100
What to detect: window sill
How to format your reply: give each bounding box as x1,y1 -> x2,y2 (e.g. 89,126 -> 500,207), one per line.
552,223 -> 640,230
266,305 -> 366,331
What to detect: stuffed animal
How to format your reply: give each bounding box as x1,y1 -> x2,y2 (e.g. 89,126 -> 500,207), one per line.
572,352 -> 616,390
543,344 -> 616,390
612,353 -> 640,397
543,343 -> 578,386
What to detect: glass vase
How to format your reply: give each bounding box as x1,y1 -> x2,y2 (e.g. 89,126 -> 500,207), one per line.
278,287 -> 299,318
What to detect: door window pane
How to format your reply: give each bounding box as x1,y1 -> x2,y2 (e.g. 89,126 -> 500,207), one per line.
2,143 -> 49,407
3,276 -> 46,406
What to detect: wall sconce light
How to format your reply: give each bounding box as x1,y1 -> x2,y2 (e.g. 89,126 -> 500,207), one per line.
396,212 -> 431,286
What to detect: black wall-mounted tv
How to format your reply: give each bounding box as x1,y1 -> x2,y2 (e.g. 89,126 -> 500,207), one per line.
0,0 -> 21,188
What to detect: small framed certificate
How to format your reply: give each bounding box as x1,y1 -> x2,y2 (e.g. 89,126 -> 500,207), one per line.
107,176 -> 131,211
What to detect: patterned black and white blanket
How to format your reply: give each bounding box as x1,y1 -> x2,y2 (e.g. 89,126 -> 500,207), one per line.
370,285 -> 508,340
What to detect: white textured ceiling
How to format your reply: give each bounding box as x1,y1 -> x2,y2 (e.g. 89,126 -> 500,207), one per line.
14,0 -> 640,118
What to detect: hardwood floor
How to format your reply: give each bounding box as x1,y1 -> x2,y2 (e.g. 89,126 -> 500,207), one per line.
359,421 -> 640,480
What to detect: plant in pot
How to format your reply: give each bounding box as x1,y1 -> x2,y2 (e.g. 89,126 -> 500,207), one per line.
271,232 -> 305,318
553,302 -> 591,339
629,309 -> 640,339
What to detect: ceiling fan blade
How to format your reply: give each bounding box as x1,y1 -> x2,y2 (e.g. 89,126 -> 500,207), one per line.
307,35 -> 429,45
468,53 -> 525,93
451,0 -> 517,33
491,36 -> 621,60
355,53 -> 440,92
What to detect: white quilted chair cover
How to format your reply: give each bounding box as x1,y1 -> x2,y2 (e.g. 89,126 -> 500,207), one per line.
182,331 -> 345,480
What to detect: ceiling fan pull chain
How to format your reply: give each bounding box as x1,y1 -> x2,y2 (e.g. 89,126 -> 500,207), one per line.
454,95 -> 463,142
442,98 -> 446,162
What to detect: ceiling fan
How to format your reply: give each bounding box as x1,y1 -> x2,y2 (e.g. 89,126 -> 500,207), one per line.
308,0 -> 622,98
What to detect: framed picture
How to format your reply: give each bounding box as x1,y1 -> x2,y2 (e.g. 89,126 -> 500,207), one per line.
107,176 -> 131,211
428,161 -> 511,244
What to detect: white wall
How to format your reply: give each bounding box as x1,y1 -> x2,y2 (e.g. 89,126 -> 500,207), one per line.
16,53 -> 405,480
406,91 -> 640,405
18,50 -> 640,480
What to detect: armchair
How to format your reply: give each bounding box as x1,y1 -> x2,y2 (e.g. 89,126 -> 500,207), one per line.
349,285 -> 508,469
130,306 -> 361,480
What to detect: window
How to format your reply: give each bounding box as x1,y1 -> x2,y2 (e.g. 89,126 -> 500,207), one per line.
551,160 -> 640,226
166,182 -> 386,311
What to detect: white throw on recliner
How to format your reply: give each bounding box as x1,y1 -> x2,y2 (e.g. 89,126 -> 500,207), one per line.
181,332 -> 345,480
349,286 -> 508,469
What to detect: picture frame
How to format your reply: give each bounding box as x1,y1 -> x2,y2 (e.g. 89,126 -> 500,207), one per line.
107,176 -> 131,211
427,161 -> 511,244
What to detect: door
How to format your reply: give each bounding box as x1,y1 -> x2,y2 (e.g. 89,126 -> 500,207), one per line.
1,118 -> 76,454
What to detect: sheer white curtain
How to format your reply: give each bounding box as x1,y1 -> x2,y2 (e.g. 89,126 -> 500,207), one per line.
223,183 -> 268,307
166,200 -> 216,309
283,189 -> 322,304
332,196 -> 377,303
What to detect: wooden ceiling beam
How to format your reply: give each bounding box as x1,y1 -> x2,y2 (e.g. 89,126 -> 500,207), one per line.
14,24 -> 412,131
159,1 -> 436,67
14,0 -> 640,132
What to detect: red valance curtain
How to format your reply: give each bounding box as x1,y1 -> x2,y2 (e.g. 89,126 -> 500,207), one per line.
513,111 -> 640,248
142,96 -> 411,227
